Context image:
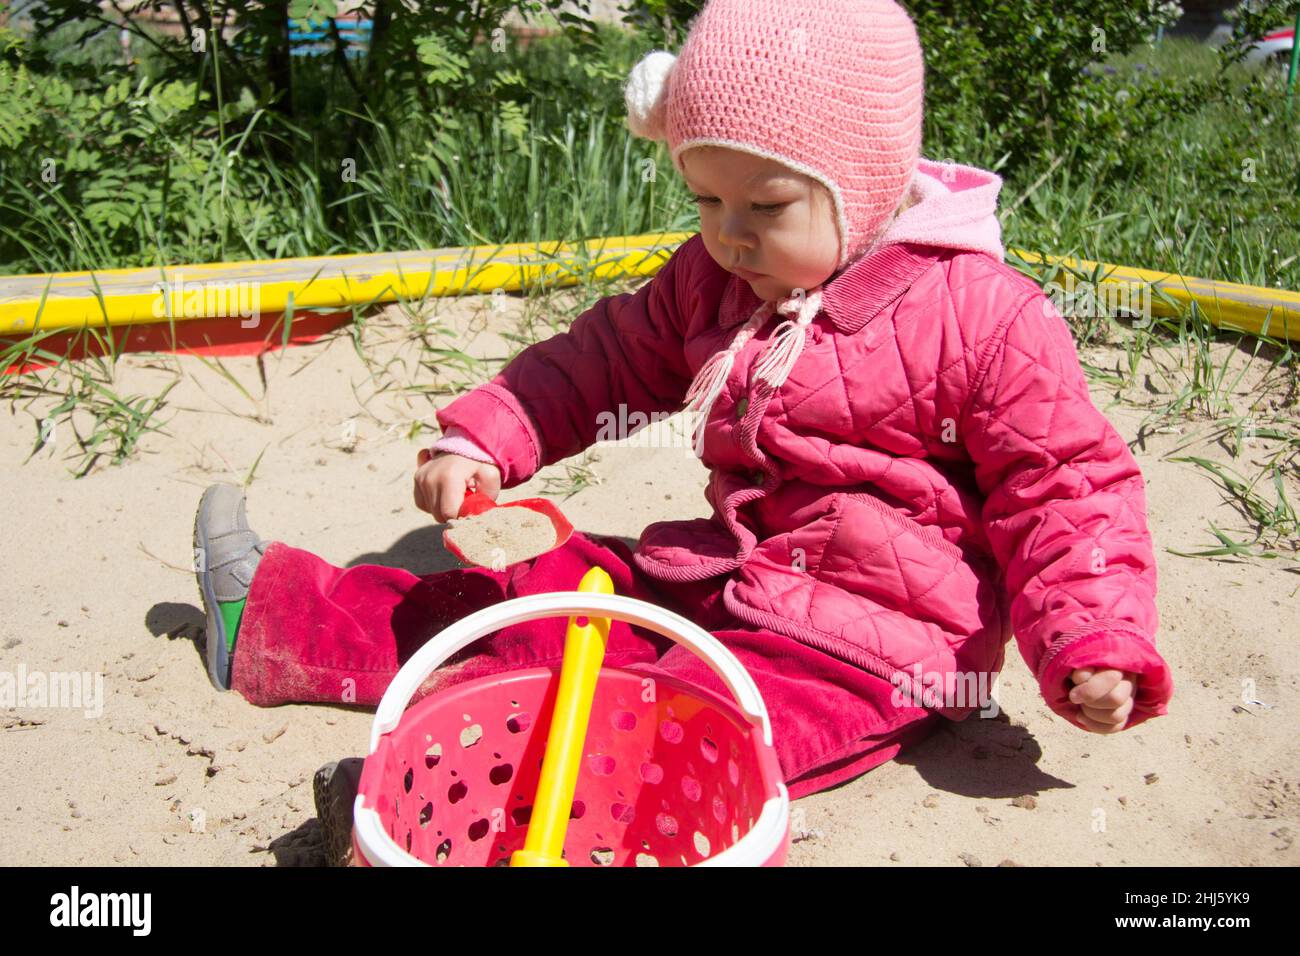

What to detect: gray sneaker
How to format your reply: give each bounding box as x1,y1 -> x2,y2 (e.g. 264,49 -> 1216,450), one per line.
193,483 -> 269,691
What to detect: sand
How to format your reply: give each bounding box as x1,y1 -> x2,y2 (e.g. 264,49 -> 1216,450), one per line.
0,289 -> 1296,866
445,506 -> 558,568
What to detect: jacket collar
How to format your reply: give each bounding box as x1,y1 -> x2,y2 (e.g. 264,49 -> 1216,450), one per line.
717,241 -> 942,334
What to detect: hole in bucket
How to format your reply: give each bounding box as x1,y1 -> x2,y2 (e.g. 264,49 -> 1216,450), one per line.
506,712 -> 531,734
611,710 -> 637,732
694,831 -> 710,857
640,762 -> 664,785
436,838 -> 452,863
493,857 -> 509,867
727,758 -> 740,787
700,736 -> 719,763
468,818 -> 490,841
489,763 -> 514,785
405,830 -> 412,852
460,723 -> 483,748
655,813 -> 678,837
448,780 -> 468,804
659,719 -> 684,744
570,800 -> 586,820
419,802 -> 433,828
403,768 -> 413,793
611,803 -> 635,824
425,744 -> 442,769
681,775 -> 702,802
635,852 -> 659,867
590,847 -> 614,866
512,805 -> 532,827
713,795 -> 728,824
732,823 -> 739,843
587,754 -> 615,776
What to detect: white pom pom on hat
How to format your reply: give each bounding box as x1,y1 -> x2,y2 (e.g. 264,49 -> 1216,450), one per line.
624,50 -> 676,141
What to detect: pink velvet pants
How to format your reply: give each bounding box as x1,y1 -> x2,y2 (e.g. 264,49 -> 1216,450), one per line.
230,531 -> 941,800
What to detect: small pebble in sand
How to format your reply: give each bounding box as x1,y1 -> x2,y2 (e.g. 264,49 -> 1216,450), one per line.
958,852 -> 982,867
263,725 -> 287,744
921,793 -> 940,809
889,851 -> 901,862
445,507 -> 557,568
1144,773 -> 1159,786
1010,795 -> 1037,810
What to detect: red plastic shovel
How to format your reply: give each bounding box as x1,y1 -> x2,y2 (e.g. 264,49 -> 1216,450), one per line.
442,489 -> 575,567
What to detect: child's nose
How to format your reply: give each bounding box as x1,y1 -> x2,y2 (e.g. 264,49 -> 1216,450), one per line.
717,217 -> 754,249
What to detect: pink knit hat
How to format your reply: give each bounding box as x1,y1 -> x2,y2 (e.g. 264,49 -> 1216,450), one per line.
623,0 -> 926,455
624,0 -> 926,272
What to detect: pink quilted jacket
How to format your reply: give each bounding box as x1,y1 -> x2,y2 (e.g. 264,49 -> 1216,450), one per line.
436,160 -> 1174,730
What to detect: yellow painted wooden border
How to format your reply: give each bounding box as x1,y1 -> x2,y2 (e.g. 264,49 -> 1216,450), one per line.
1010,250 -> 1300,342
1,234 -> 1296,343
0,232 -> 696,335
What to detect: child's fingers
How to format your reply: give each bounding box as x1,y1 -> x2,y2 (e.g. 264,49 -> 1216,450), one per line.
435,472 -> 471,523
1075,707 -> 1128,733
1081,695 -> 1135,726
1069,668 -> 1131,707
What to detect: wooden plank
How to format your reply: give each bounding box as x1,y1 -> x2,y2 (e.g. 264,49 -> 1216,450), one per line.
0,233 -> 693,334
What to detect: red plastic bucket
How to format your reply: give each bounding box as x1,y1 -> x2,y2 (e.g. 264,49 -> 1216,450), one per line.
352,592 -> 790,866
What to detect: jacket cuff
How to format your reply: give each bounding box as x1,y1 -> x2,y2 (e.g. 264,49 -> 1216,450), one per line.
1038,627 -> 1173,731
431,427 -> 499,468
435,383 -> 541,487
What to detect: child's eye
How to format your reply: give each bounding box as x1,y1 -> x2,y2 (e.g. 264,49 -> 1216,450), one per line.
691,195 -> 786,215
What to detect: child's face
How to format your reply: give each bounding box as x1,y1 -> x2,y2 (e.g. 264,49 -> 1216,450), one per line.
680,146 -> 840,301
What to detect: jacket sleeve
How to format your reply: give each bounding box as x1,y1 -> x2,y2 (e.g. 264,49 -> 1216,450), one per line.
960,290 -> 1173,730
434,236 -> 702,488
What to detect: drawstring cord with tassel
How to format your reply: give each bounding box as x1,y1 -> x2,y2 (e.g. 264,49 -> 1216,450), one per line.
682,288 -> 824,456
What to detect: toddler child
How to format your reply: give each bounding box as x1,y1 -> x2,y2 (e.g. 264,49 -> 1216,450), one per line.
193,0 -> 1173,862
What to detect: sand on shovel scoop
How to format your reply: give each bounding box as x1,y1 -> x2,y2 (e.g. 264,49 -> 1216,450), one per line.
444,503 -> 563,569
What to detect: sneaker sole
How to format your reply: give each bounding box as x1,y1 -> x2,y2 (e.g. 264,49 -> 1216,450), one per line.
194,487 -> 233,692
314,758 -> 365,867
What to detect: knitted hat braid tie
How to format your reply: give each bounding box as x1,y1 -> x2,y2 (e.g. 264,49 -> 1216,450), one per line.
753,289 -> 823,388
683,288 -> 823,456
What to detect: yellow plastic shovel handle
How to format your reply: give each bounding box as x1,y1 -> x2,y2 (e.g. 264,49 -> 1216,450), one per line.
510,566 -> 614,867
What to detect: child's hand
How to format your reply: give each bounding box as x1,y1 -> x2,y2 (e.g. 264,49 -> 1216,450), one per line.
414,450 -> 502,522
1068,668 -> 1138,733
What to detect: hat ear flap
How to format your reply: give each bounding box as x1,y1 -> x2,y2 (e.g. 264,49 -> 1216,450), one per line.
624,50 -> 676,141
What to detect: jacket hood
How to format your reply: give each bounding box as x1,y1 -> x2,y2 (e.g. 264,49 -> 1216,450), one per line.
875,157 -> 1005,262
